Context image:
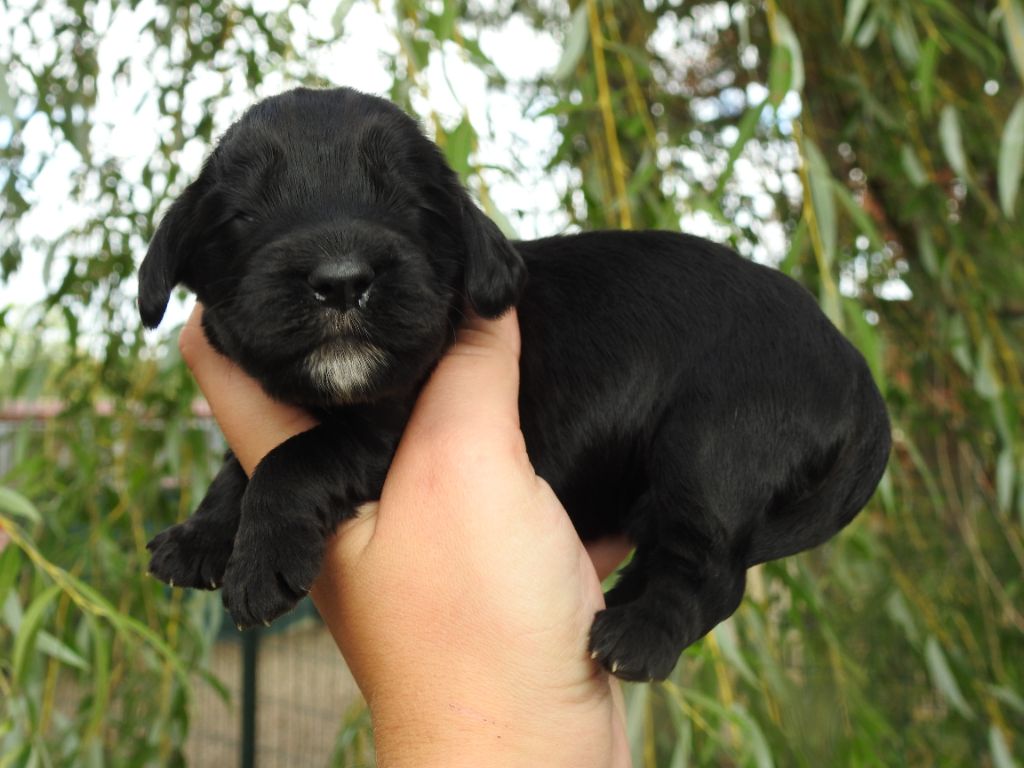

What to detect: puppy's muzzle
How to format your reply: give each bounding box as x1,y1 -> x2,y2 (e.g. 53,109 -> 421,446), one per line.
309,258 -> 374,312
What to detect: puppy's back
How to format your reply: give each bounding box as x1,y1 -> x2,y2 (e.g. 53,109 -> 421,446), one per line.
513,229 -> 890,549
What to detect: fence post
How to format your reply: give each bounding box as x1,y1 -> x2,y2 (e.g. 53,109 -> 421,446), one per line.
241,627 -> 260,768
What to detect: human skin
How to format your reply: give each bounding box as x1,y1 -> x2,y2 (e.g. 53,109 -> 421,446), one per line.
177,304 -> 633,767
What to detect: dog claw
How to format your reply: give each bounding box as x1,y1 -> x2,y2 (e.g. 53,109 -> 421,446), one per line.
168,578 -> 175,588
590,649 -> 599,660
611,661 -> 619,674
263,619 -> 271,627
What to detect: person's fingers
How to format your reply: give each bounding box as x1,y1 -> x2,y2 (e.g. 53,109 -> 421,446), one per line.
401,310 -> 522,450
178,304 -> 317,476
373,309 -> 532,542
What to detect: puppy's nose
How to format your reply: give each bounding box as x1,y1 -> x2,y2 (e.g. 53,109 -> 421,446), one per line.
308,260 -> 375,311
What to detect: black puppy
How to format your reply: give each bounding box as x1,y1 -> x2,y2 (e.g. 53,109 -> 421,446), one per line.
140,87 -> 890,682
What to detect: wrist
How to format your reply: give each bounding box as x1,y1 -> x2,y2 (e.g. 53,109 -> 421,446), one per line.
368,672 -> 628,768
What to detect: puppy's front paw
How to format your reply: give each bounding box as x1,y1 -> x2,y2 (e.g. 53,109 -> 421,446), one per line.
221,515 -> 325,629
588,604 -> 682,682
147,521 -> 234,590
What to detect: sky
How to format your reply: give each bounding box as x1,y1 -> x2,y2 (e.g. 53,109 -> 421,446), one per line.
2,0 -> 897,348
0,1 -> 577,335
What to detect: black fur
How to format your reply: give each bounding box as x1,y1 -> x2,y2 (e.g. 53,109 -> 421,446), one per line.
140,87 -> 890,681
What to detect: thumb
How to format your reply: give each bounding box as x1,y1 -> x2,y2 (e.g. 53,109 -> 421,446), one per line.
403,309 -> 522,444
329,309 -> 525,563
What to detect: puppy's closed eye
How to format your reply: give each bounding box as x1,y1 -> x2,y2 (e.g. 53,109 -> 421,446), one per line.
358,124 -> 399,189
141,86 -> 890,682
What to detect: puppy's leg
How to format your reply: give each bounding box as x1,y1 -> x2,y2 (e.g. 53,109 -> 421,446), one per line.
589,421 -> 751,682
148,452 -> 246,590
597,492 -> 658,610
220,423 -> 392,628
589,534 -> 746,681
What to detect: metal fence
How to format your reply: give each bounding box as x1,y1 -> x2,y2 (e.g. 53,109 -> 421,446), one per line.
186,609 -> 360,767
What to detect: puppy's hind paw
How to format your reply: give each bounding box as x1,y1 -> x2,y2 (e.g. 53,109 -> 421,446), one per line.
147,521 -> 233,591
588,604 -> 682,682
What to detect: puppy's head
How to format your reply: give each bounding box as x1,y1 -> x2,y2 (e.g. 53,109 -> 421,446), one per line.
139,87 -> 525,407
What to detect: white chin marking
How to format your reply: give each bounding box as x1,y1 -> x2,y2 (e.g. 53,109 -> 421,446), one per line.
305,344 -> 383,402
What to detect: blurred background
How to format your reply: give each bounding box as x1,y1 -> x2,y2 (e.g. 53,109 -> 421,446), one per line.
1,0 -> 1022,766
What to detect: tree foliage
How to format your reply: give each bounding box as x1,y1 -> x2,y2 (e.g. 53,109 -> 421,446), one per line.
1,0 -> 1022,765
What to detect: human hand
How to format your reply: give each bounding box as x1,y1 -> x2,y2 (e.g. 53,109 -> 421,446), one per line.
179,305 -> 632,767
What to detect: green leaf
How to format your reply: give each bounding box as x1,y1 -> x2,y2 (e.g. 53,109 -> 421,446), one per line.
845,299 -> 884,385
625,683 -> 650,768
85,615 -> 111,744
989,724 -> 1020,768
436,0 -> 458,41
196,667 -> 232,704
833,178 -> 883,248
1002,0 -> 1024,83
987,684 -> 1024,715
2,585 -> 23,633
974,337 -> 1003,399
855,11 -> 880,48
842,0 -> 872,44
0,743 -> 32,768
939,104 -> 970,180
891,14 -> 921,66
885,590 -> 920,645
716,100 -> 769,197
998,96 -> 1024,217
665,696 -> 693,768
625,148 -> 658,197
767,44 -> 794,105
0,546 -> 20,610
916,225 -> 947,288
779,218 -> 808,276
916,37 -> 939,116
773,12 -> 805,93
901,144 -> 929,188
996,448 -> 1015,515
711,620 -> 757,685
480,195 -> 518,239
804,139 -> 837,269
331,0 -> 358,37
0,488 -> 41,524
13,583 -> 62,686
924,635 -> 975,719
731,704 -> 775,768
553,4 -> 589,82
442,115 -> 475,181
35,631 -> 90,671
0,59 -> 14,119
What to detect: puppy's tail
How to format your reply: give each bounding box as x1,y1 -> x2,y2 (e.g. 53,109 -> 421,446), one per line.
744,381 -> 891,566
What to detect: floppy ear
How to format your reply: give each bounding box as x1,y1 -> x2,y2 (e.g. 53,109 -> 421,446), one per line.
138,182 -> 206,328
362,114 -> 526,316
460,198 -> 527,318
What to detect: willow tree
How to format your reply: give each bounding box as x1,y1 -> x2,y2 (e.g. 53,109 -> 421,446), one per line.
2,1 -> 1021,765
